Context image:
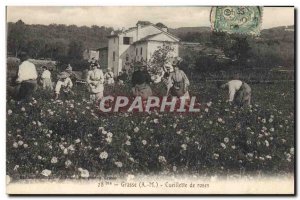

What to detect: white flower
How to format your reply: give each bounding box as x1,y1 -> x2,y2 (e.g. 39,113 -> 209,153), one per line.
220,143 -> 226,149
114,161 -> 123,168
23,144 -> 28,148
209,121 -> 213,125
290,147 -> 294,155
63,148 -> 68,155
262,119 -> 266,123
213,153 -> 219,159
153,119 -> 159,124
38,155 -> 42,160
268,118 -> 273,123
224,137 -> 229,143
181,144 -> 187,150
176,129 -> 183,135
217,118 -> 223,123
266,155 -> 272,159
173,165 -> 177,172
13,165 -> 19,171
247,153 -> 254,158
205,108 -> 209,112
126,174 -> 135,181
106,137 -> 112,144
78,168 -> 89,178
264,140 -> 270,147
7,109 -> 12,115
75,139 -> 81,143
107,132 -> 113,138
18,141 -> 24,146
207,101 -> 212,107
67,145 -> 75,151
41,169 -> 52,177
158,155 -> 167,163
13,142 -> 18,148
51,157 -> 58,164
134,127 -> 140,133
65,160 -> 72,168
129,157 -> 135,162
270,128 -> 274,132
74,120 -> 78,123
37,121 -> 42,127
125,140 -> 131,146
231,145 -> 236,149
142,140 -> 147,145
99,151 -> 108,159
21,107 -> 25,112
259,157 -> 265,161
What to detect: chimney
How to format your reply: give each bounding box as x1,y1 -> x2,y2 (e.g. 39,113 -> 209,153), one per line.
137,23 -> 142,41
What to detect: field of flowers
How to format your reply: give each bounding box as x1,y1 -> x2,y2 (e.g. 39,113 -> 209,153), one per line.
6,81 -> 295,180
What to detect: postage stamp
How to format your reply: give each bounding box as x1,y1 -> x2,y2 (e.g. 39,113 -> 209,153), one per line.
210,6 -> 263,35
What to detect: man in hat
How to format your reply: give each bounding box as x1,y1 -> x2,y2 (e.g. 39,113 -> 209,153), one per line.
54,71 -> 73,99
104,68 -> 115,85
41,65 -> 53,90
220,79 -> 251,106
168,59 -> 190,98
86,63 -> 104,102
131,63 -> 152,100
65,64 -> 77,83
13,52 -> 38,100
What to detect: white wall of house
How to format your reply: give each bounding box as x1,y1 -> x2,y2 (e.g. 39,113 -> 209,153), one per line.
108,37 -> 119,75
108,24 -> 180,76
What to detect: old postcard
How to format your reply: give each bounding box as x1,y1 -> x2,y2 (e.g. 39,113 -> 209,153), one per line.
6,6 -> 295,195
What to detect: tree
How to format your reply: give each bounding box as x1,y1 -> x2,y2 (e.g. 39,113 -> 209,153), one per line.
148,43 -> 175,75
7,20 -> 27,57
68,40 -> 84,60
26,39 -> 45,58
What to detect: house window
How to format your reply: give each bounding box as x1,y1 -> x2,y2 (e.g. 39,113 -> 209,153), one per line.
113,51 -> 115,61
114,38 -> 116,43
136,48 -> 138,55
123,37 -> 133,45
140,47 -> 143,55
126,54 -> 129,62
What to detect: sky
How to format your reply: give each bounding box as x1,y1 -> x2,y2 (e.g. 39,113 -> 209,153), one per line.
6,6 -> 294,29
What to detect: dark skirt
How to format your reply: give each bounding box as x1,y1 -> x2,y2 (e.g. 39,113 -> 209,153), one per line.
170,81 -> 186,97
132,83 -> 153,100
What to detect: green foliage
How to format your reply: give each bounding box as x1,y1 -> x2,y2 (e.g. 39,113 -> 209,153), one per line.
148,43 -> 175,75
7,21 -> 114,60
6,81 -> 294,179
